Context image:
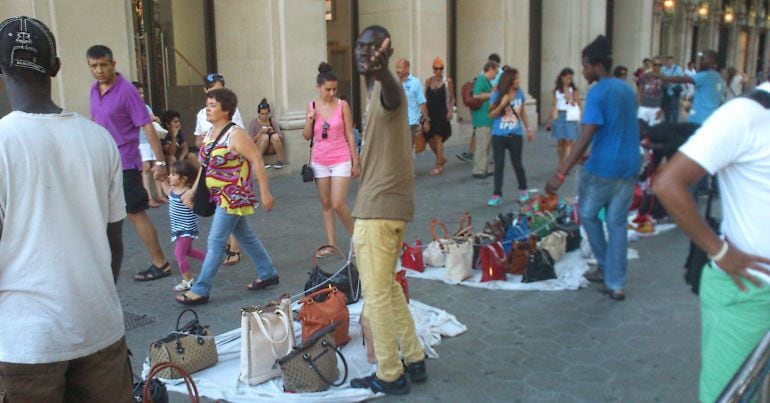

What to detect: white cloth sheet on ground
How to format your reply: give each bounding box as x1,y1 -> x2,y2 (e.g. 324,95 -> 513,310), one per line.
403,250 -> 592,291
143,299 -> 466,402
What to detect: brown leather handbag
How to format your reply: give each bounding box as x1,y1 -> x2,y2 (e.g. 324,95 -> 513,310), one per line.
141,361 -> 199,403
298,287 -> 350,347
453,211 -> 473,241
508,237 -> 536,275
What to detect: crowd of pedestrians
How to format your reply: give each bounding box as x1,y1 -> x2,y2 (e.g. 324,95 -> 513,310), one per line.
1,14 -> 768,402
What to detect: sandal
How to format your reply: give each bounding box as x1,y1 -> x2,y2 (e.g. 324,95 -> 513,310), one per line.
315,246 -> 336,258
173,278 -> 195,291
175,292 -> 209,305
223,250 -> 241,266
247,275 -> 280,291
430,166 -> 443,176
134,263 -> 171,281
598,284 -> 626,301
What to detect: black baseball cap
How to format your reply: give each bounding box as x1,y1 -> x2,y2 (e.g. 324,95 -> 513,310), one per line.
0,16 -> 57,75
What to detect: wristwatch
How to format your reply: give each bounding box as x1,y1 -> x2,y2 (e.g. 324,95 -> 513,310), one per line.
155,161 -> 167,167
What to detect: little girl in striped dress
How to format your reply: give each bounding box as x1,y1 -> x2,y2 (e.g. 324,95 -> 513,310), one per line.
162,160 -> 206,291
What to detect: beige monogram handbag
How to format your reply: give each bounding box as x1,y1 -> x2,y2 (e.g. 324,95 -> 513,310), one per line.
239,295 -> 295,386
278,323 -> 348,393
538,230 -> 568,261
149,309 -> 218,379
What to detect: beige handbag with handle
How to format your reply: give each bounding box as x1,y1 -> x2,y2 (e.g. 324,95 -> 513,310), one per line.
445,240 -> 473,282
423,219 -> 452,267
538,230 -> 568,262
239,295 -> 295,386
149,309 -> 218,379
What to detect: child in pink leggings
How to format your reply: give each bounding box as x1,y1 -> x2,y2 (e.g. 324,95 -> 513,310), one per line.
162,160 -> 206,291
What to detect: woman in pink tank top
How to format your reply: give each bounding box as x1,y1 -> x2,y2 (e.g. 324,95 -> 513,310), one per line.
302,62 -> 359,257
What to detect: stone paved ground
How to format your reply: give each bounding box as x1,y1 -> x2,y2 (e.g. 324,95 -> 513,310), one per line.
121,124 -> 702,402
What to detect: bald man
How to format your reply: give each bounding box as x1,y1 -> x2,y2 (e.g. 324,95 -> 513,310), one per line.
395,58 -> 428,148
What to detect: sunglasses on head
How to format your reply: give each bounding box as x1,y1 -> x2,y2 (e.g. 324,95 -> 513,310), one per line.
322,121 -> 330,139
206,73 -> 224,82
433,66 -> 444,71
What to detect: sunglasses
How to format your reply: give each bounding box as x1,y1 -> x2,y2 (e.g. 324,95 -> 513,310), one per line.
433,66 -> 444,71
322,121 -> 330,139
205,73 -> 224,82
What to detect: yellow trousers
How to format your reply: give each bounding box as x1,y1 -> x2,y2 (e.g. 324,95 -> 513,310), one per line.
354,219 -> 425,382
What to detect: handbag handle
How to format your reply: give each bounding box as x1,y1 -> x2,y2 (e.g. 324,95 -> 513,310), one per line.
301,286 -> 338,305
305,339 -> 350,387
457,212 -> 472,233
484,242 -> 506,264
429,219 -> 450,242
251,309 -> 293,358
175,309 -> 201,333
144,361 -> 200,403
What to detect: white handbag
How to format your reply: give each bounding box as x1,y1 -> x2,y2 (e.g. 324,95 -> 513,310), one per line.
445,240 -> 473,282
239,296 -> 295,386
423,219 -> 451,267
539,230 -> 568,261
565,104 -> 581,122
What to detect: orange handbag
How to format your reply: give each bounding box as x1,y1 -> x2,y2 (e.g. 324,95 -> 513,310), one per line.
508,237 -> 536,275
298,287 -> 350,347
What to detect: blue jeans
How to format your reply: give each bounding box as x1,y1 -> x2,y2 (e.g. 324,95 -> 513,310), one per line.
664,94 -> 680,124
579,171 -> 635,291
190,206 -> 277,297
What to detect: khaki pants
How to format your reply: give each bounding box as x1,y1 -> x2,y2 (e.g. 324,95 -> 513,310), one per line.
472,126 -> 492,175
0,337 -> 132,403
353,219 -> 425,382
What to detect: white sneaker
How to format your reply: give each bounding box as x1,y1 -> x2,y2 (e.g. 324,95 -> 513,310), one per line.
174,278 -> 194,291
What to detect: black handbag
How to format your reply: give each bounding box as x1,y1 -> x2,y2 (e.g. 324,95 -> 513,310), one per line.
129,350 -> 169,403
522,248 -> 556,283
683,177 -> 719,295
304,245 -> 360,305
301,103 -> 315,183
193,122 -> 236,217
556,222 -> 582,252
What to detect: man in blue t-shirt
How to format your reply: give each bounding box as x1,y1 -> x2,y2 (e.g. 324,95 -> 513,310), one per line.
545,35 -> 640,301
663,50 -> 724,125
661,56 -> 685,124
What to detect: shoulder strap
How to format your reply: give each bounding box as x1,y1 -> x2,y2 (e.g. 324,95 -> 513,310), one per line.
704,176 -> 718,220
204,122 -> 236,166
744,89 -> 770,109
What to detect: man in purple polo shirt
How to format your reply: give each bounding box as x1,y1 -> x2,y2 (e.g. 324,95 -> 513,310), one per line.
87,44 -> 171,282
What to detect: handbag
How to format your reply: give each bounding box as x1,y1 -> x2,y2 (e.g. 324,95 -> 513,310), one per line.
239,295 -> 295,386
298,287 -> 351,347
503,216 -> 529,254
522,248 -> 556,283
538,230 -> 568,261
193,122 -> 235,217
556,222 -> 582,252
140,362 -> 199,403
278,323 -> 348,393
423,219 -> 452,267
480,241 -> 507,282
529,211 -> 556,239
508,236 -> 536,275
414,130 -> 426,153
396,269 -> 410,302
445,240 -> 473,282
130,351 -> 169,403
471,232 -> 496,270
536,194 -> 560,212
149,309 -> 218,379
301,103 -> 316,183
453,212 -> 473,241
401,238 -> 425,272
304,245 -> 361,305
565,103 -> 581,121
684,177 -> 719,295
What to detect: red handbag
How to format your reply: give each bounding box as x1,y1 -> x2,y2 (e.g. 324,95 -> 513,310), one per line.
401,239 -> 425,272
298,287 -> 350,347
396,270 -> 409,302
480,241 -> 507,282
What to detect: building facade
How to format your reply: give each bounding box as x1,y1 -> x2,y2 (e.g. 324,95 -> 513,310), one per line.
2,0 -> 768,173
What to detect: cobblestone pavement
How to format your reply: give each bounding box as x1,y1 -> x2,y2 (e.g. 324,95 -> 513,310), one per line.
120,125 -> 701,402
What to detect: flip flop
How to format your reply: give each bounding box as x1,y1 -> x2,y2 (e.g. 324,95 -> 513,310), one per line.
133,263 -> 171,281
176,292 -> 209,306
430,166 -> 443,176
315,246 -> 336,258
223,250 -> 241,266
247,275 -> 280,291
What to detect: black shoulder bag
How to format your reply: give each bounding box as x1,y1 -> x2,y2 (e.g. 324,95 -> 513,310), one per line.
683,89 -> 770,295
193,122 -> 236,217
301,102 -> 316,183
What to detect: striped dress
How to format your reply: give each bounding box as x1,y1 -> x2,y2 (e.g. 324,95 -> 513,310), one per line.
168,190 -> 199,242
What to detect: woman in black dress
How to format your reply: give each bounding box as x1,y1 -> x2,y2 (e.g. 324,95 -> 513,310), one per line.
423,57 -> 455,175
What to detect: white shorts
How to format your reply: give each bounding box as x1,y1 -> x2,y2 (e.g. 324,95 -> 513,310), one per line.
139,143 -> 156,161
637,106 -> 663,126
311,161 -> 352,178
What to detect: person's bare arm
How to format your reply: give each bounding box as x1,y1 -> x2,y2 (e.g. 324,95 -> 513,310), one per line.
654,153 -> 770,290
107,221 -> 123,283
488,93 -> 510,119
371,38 -> 401,110
142,122 -> 168,181
341,101 -> 360,178
302,103 -> 315,141
230,128 -> 274,211
546,91 -> 557,130
446,78 -> 456,120
545,124 -> 598,194
519,102 -> 535,141
474,92 -> 492,101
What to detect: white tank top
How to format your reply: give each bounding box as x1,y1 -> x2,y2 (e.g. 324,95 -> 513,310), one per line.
555,88 -> 575,111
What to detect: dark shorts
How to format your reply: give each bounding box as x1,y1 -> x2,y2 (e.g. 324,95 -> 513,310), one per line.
123,169 -> 150,214
0,337 -> 133,403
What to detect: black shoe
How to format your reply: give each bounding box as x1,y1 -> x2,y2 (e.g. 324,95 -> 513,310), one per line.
456,152 -> 473,163
584,268 -> 604,283
246,275 -> 279,291
403,360 -> 427,383
350,373 -> 409,395
598,284 -> 626,301
472,173 -> 489,179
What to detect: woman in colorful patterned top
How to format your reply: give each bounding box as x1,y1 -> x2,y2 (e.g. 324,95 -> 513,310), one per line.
177,88 -> 277,305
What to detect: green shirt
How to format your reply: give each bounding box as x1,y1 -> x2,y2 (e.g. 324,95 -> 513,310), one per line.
471,74 -> 493,127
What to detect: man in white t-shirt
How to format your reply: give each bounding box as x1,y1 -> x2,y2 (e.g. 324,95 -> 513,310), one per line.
0,16 -> 131,400
654,84 -> 770,402
194,73 -> 244,146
